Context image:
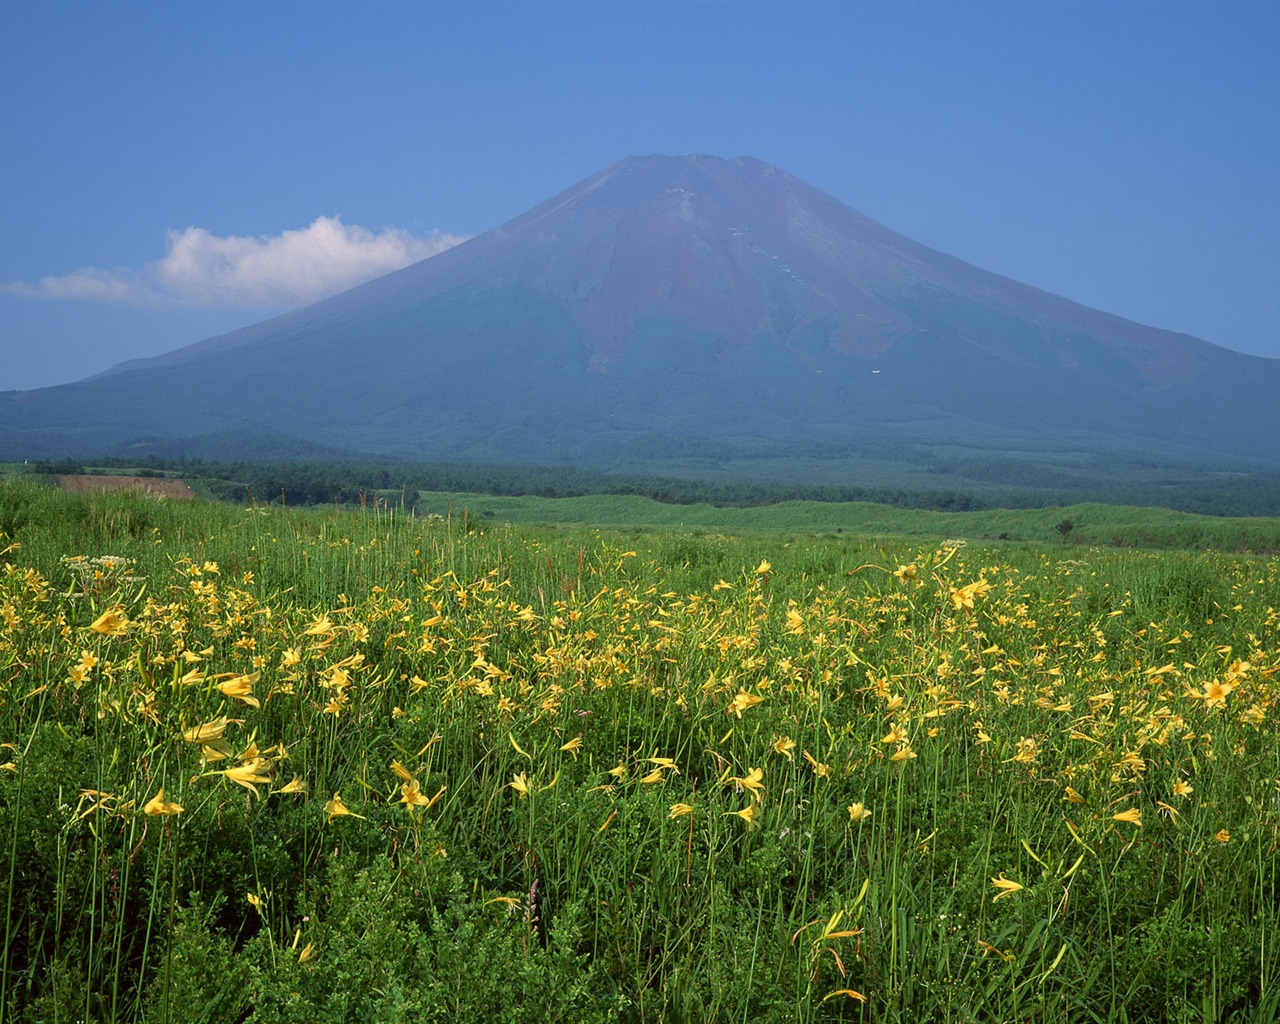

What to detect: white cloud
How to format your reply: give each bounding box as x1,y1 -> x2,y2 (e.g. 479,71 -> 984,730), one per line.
2,216 -> 466,309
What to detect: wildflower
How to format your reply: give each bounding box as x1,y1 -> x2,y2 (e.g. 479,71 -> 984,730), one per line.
298,942 -> 315,963
754,559 -> 771,576
247,892 -> 266,914
1012,737 -> 1038,765
89,606 -> 130,635
1200,679 -> 1234,708
303,615 -> 336,637
217,673 -> 260,707
893,564 -> 917,581
510,773 -> 531,798
668,803 -> 694,818
1157,800 -> 1179,819
223,759 -> 272,796
1215,829 -> 1230,843
390,760 -> 414,782
881,724 -> 906,745
772,736 -> 796,759
640,768 -> 665,784
143,789 -> 184,816
991,874 -> 1024,901
802,750 -> 831,777
1063,787 -> 1086,805
728,805 -> 760,828
559,736 -> 584,759
182,717 -> 234,744
323,792 -> 363,821
728,767 -> 765,800
1114,750 -> 1146,775
950,580 -> 991,613
1112,807 -> 1143,827
273,776 -> 306,795
890,743 -> 917,763
400,778 -> 433,808
847,802 -> 871,822
726,691 -> 764,717
1173,779 -> 1194,799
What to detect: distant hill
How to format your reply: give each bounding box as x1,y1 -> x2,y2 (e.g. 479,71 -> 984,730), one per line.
3,154 -> 1278,494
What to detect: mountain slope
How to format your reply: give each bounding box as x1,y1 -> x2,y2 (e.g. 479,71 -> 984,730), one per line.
2,154 -> 1277,473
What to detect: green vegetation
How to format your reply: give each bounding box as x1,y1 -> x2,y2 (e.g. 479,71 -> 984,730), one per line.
2,482 -> 1280,1021
12,444 -> 1280,518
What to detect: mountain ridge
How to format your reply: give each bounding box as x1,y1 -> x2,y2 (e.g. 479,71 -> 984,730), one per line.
2,154 -> 1277,481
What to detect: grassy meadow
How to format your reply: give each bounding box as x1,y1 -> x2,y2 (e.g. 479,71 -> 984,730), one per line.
2,480 -> 1279,1022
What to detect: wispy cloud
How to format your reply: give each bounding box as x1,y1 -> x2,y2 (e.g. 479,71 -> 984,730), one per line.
2,217 -> 466,309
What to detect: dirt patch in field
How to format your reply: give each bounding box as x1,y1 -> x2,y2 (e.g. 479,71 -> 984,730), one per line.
55,475 -> 195,500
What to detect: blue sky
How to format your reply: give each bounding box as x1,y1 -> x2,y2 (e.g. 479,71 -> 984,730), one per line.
3,0 -> 1277,390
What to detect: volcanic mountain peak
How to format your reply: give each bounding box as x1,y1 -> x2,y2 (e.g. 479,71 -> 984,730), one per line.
3,154 -> 1278,477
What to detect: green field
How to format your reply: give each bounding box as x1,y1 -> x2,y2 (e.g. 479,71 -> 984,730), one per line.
2,481 -> 1279,1021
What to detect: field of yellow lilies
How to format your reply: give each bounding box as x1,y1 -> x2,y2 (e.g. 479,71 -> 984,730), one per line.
2,482 -> 1279,1022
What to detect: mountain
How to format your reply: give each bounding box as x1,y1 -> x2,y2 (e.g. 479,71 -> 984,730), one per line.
3,154 -> 1278,485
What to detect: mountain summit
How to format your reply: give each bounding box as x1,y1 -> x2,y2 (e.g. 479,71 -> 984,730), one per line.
3,154 -> 1278,474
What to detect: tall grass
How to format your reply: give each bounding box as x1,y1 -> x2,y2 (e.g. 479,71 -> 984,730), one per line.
1,481 -> 1278,1021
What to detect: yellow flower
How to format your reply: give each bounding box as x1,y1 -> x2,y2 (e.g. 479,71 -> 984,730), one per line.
728,767 -> 765,800
400,778 -> 432,807
303,615 -> 336,637
991,874 -> 1024,901
510,773 -> 531,798
217,673 -> 261,708
143,789 -> 184,816
950,580 -> 991,613
246,892 -> 266,914
1112,807 -> 1143,827
323,792 -> 363,821
823,989 -> 868,1004
881,724 -> 906,745
89,606 -> 130,635
668,803 -> 694,818
1063,787 -> 1086,805
847,802 -> 871,822
728,805 -> 760,828
726,691 -> 764,717
890,743 -> 917,763
1215,829 -> 1230,843
298,942 -> 315,963
640,768 -> 665,784
893,564 -> 917,582
754,559 -> 772,576
182,716 -> 233,745
802,750 -> 831,777
273,776 -> 306,795
772,736 -> 796,759
390,760 -> 414,782
223,759 -> 272,796
559,736 -> 584,759
1173,779 -> 1194,799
